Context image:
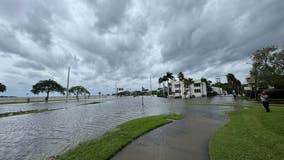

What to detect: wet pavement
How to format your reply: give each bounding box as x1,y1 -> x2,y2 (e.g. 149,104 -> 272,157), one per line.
0,96 -> 241,160
112,106 -> 229,160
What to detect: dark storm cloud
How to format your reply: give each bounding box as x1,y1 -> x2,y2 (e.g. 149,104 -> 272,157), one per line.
0,0 -> 73,72
0,24 -> 23,55
0,0 -> 68,48
158,0 -> 284,74
0,0 -> 284,96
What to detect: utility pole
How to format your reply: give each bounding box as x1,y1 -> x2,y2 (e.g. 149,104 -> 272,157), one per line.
66,66 -> 70,102
216,77 -> 221,83
142,86 -> 144,106
115,81 -> 118,98
150,75 -> 152,96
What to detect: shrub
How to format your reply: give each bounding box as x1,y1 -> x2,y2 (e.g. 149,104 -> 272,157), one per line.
267,89 -> 284,99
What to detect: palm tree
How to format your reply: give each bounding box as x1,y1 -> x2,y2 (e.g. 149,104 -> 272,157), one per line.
158,77 -> 165,97
235,80 -> 242,95
165,72 -> 174,97
226,73 -> 241,94
178,72 -> 185,96
184,78 -> 193,98
178,72 -> 185,81
158,77 -> 163,88
226,73 -> 236,85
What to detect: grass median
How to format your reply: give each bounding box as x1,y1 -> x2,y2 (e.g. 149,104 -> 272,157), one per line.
79,101 -> 101,105
56,113 -> 184,160
210,104 -> 284,160
0,108 -> 60,118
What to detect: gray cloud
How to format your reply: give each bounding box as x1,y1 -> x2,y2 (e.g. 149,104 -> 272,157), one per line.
0,0 -> 284,96
0,24 -> 23,55
84,0 -> 131,32
159,0 -> 284,70
13,60 -> 45,71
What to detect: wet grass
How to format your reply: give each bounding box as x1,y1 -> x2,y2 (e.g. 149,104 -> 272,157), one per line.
56,113 -> 184,160
79,101 -> 101,105
186,100 -> 284,107
0,98 -> 76,105
0,97 -> 101,105
0,108 -> 60,118
186,102 -> 255,107
210,104 -> 284,160
0,101 -> 35,105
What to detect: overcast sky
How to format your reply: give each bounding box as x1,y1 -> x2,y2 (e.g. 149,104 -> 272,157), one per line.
0,0 -> 284,96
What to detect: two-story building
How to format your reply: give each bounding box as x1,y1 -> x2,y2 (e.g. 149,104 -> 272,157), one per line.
170,80 -> 207,98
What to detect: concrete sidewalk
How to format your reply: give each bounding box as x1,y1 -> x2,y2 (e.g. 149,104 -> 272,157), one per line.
112,109 -> 228,160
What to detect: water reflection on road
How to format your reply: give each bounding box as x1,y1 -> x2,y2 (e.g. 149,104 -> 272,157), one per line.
0,96 -> 242,160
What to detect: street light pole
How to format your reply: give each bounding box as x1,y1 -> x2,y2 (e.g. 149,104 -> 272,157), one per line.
141,86 -> 144,106
66,67 -> 70,102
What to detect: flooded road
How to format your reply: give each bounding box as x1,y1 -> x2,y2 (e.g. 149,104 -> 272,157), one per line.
0,96 -> 240,160
0,97 -> 112,114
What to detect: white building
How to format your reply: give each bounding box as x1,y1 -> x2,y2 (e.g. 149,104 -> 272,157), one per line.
170,80 -> 207,98
171,81 -> 186,97
212,86 -> 223,95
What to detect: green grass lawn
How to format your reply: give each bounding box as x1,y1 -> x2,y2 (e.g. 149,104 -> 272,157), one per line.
210,104 -> 284,160
56,113 -> 183,160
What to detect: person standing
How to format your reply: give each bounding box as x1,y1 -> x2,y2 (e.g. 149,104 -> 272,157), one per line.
260,90 -> 270,112
232,90 -> 237,98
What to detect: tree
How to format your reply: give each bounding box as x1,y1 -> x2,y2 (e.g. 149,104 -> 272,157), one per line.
178,72 -> 185,96
69,86 -> 90,101
158,77 -> 163,88
178,72 -> 185,81
201,77 -> 213,96
251,47 -> 284,89
31,79 -> 65,102
226,73 -> 242,94
164,72 -> 174,97
0,83 -> 6,93
183,77 -> 193,98
158,77 -> 166,97
184,78 -> 193,88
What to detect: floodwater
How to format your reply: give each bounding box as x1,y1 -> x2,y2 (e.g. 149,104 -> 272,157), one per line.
0,96 -> 241,160
0,97 -> 113,114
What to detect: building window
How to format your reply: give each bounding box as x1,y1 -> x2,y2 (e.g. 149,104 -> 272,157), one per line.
194,89 -> 201,93
175,84 -> 180,88
175,90 -> 180,93
194,83 -> 200,87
